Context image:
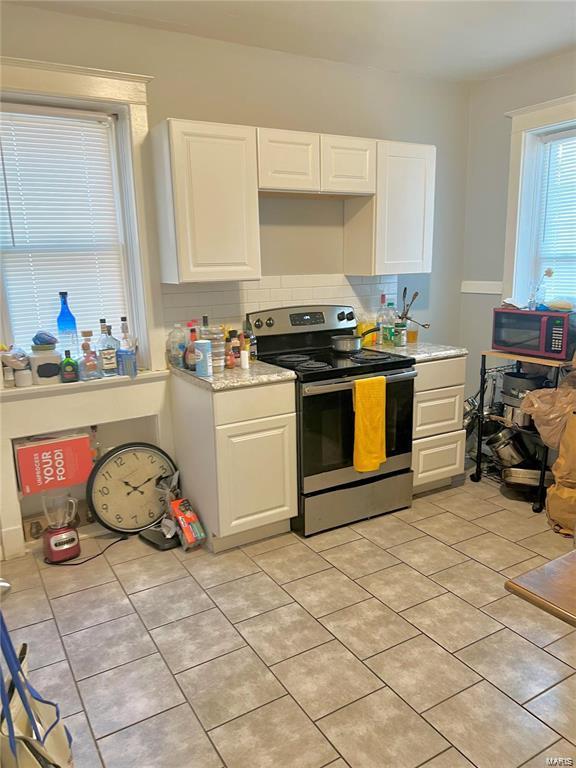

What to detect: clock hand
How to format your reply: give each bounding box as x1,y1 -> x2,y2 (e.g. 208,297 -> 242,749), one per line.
127,475 -> 157,495
122,479 -> 145,496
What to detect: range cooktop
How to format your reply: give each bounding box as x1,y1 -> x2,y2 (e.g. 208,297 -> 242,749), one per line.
259,347 -> 416,382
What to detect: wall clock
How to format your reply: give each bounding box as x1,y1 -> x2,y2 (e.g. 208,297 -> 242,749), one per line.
86,442 -> 177,533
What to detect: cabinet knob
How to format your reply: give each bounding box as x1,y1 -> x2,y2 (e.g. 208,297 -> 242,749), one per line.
254,318 -> 263,329
337,311 -> 346,321
265,317 -> 275,328
346,311 -> 355,321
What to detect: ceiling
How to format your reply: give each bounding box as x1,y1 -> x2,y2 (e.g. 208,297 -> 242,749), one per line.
10,0 -> 576,80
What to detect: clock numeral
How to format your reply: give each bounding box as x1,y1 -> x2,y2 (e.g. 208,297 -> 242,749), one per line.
114,456 -> 125,468
148,455 -> 157,464
101,503 -> 109,512
115,514 -> 123,523
148,510 -> 155,518
159,465 -> 168,474
131,514 -> 138,522
102,470 -> 112,480
132,452 -> 140,461
98,486 -> 110,496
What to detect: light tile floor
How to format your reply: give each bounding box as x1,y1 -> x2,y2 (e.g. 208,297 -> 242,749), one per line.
1,478 -> 575,768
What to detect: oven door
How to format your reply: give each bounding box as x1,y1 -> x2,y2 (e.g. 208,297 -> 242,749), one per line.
299,369 -> 416,494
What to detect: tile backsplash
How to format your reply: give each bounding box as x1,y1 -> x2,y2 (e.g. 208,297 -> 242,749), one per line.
162,274 -> 398,330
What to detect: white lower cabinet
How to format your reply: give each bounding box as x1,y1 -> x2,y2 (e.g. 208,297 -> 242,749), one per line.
216,414 -> 297,537
411,357 -> 466,487
170,375 -> 297,550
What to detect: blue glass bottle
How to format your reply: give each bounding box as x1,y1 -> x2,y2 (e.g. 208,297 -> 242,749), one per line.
57,292 -> 79,357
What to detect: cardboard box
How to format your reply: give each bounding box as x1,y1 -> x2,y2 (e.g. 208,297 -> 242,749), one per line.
14,434 -> 93,495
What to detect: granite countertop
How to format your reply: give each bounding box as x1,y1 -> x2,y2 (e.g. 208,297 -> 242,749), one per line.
368,341 -> 468,363
171,361 -> 296,391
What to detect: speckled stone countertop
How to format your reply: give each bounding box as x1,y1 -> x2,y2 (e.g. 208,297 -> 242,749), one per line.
171,361 -> 296,391
368,341 -> 468,363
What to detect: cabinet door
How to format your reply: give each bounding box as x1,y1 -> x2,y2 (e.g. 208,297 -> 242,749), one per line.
375,141 -> 436,275
321,135 -> 376,194
413,385 -> 465,439
258,128 -> 320,191
168,120 -> 261,282
412,430 -> 466,487
216,414 -> 297,537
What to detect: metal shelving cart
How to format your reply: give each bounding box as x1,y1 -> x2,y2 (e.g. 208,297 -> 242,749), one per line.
470,350 -> 572,513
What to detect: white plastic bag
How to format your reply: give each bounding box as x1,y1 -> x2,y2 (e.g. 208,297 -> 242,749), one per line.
521,388 -> 576,449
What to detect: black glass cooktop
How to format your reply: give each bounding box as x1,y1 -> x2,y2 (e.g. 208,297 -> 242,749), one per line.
259,347 -> 416,382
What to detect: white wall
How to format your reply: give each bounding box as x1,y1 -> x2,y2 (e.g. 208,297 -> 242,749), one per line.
461,49 -> 576,389
1,2 -> 468,344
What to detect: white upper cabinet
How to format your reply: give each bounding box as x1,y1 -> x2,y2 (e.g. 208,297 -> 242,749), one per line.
258,128 -> 321,191
320,135 -> 376,194
153,120 -> 261,283
374,141 -> 436,274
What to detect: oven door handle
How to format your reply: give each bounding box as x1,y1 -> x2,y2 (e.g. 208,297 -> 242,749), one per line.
302,369 -> 417,396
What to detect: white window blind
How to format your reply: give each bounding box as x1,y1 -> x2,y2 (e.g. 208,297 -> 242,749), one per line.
1,108 -> 129,349
536,133 -> 576,301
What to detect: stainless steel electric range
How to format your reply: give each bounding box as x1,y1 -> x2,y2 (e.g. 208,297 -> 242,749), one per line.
247,305 -> 417,536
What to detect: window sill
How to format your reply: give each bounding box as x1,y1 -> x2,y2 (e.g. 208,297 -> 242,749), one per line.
0,369 -> 169,403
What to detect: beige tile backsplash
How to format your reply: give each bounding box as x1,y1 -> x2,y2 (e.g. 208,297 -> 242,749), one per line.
162,274 -> 398,329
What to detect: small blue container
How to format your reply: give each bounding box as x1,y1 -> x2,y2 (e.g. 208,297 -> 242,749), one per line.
194,339 -> 213,377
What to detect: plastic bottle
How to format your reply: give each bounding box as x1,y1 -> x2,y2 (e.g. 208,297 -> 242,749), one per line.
201,319 -> 226,373
166,324 -> 187,368
56,292 -> 79,357
229,330 -> 241,366
381,302 -> 397,346
225,336 -> 235,369
376,294 -> 388,345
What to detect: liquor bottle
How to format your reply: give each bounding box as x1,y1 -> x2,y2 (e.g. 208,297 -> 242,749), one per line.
97,319 -> 118,376
56,292 -> 79,357
78,331 -> 102,380
60,350 -> 79,383
117,316 -> 137,378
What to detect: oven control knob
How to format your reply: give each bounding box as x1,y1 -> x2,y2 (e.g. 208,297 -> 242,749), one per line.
337,311 -> 346,321
265,317 -> 275,328
346,311 -> 355,321
254,318 -> 263,329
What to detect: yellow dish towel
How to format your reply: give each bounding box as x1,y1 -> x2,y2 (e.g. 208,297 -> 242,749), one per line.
353,376 -> 387,472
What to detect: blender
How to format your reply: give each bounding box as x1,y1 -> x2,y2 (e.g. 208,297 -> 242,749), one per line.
42,494 -> 81,563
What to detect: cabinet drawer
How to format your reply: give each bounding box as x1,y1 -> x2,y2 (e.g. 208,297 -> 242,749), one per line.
412,430 -> 466,487
413,385 -> 465,439
258,128 -> 320,191
214,382 -> 295,426
414,357 -> 466,393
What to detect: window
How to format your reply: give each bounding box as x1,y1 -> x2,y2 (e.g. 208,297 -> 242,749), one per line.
534,132 -> 576,301
504,98 -> 576,305
1,106 -> 130,349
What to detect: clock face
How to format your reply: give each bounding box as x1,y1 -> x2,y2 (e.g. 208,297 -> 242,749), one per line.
88,444 -> 177,532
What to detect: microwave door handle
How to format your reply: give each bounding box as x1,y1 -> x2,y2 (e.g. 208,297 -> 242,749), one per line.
302,369 -> 417,396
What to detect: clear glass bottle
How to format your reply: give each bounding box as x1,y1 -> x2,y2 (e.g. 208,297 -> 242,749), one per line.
78,331 -> 102,380
117,316 -> 138,378
56,291 -> 79,357
97,320 -> 119,376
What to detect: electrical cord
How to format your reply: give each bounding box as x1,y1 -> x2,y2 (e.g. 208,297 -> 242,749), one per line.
43,535 -> 128,566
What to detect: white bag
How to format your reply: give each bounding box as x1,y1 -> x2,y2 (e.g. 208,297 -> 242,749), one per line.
0,613 -> 74,767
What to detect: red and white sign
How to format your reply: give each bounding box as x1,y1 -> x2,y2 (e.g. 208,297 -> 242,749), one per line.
14,434 -> 93,495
